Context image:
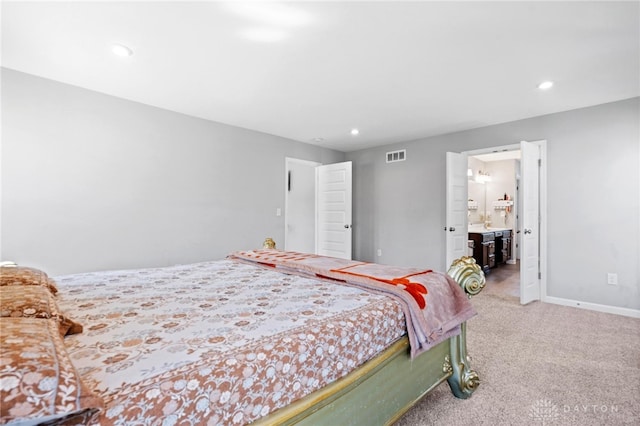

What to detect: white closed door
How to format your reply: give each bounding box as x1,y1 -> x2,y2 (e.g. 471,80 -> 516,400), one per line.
445,152 -> 469,269
520,141 -> 541,304
315,161 -> 352,259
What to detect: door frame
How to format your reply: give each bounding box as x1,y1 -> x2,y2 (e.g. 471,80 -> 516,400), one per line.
462,141 -> 547,302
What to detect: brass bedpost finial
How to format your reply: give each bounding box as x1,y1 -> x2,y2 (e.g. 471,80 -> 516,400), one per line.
263,238 -> 276,249
447,256 -> 485,298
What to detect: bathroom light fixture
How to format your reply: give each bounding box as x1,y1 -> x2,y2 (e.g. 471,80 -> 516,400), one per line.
111,44 -> 133,57
475,170 -> 491,184
350,128 -> 360,136
537,81 -> 554,90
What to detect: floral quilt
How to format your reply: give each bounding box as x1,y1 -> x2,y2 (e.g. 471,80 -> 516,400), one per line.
55,259 -> 407,425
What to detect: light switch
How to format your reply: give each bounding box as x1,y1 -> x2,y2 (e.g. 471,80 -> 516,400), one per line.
276,208 -> 282,217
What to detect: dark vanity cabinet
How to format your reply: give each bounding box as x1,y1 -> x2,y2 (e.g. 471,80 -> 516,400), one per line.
469,229 -> 511,274
495,230 -> 512,265
469,232 -> 495,274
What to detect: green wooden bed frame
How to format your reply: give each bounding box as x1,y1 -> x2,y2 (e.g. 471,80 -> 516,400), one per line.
254,256 -> 486,425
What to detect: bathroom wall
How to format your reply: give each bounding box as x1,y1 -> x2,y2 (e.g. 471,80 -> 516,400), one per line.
484,159 -> 517,230
467,157 -> 517,229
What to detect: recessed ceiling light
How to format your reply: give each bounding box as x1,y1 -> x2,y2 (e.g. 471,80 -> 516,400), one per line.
350,128 -> 360,136
537,81 -> 554,90
112,44 -> 133,57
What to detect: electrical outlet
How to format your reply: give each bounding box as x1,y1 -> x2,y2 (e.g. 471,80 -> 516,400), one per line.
607,273 -> 618,285
377,249 -> 382,257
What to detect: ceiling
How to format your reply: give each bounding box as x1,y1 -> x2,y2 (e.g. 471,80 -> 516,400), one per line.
2,1 -> 638,152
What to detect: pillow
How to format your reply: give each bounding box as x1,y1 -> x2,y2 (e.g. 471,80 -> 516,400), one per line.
0,265 -> 59,295
0,286 -> 83,336
0,318 -> 104,425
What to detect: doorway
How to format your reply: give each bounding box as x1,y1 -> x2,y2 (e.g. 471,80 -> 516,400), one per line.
459,140 -> 547,305
468,150 -> 520,262
284,158 -> 353,259
468,150 -> 521,298
284,158 -> 320,253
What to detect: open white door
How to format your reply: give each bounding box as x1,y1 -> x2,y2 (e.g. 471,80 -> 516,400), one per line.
446,152 -> 468,269
315,161 -> 352,259
520,141 -> 541,304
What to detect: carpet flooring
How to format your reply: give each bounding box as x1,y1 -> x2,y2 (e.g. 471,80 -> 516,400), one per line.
394,263 -> 640,425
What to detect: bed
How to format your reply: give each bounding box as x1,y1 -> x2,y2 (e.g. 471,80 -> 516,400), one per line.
0,249 -> 485,426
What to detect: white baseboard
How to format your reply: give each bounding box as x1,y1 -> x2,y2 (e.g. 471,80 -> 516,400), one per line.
544,296 -> 640,319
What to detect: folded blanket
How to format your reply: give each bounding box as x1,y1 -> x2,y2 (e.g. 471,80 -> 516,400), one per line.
229,250 -> 476,358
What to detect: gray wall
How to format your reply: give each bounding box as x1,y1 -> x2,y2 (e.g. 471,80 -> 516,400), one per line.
3,68 -> 638,311
1,69 -> 344,275
346,97 -> 639,311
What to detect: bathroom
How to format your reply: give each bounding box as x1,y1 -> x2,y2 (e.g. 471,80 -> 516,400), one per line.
467,151 -> 520,272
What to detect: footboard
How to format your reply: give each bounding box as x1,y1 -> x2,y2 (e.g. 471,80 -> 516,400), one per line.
255,256 -> 486,425
445,256 -> 486,398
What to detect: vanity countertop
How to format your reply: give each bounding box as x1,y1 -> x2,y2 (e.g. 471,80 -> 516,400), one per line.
468,225 -> 511,234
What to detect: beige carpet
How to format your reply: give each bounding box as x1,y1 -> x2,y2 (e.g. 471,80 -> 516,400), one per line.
394,268 -> 640,425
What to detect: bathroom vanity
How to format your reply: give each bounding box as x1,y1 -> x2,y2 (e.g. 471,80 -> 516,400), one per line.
468,227 -> 512,274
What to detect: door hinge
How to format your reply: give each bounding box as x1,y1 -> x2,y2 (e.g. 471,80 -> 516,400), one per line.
538,159 -> 542,167
538,272 -> 542,280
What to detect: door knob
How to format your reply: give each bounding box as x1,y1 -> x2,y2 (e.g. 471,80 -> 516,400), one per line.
344,224 -> 352,229
524,229 -> 532,234
449,227 -> 456,232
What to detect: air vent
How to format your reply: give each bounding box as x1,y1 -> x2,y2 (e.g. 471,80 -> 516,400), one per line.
386,149 -> 406,163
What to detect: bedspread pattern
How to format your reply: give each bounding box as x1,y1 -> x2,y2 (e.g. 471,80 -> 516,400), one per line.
229,250 -> 476,358
55,259 -> 406,425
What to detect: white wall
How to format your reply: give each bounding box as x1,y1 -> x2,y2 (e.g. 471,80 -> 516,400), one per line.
1,69 -> 344,275
467,156 -> 488,225
347,97 -> 640,311
467,158 -> 517,230
484,159 -> 517,231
